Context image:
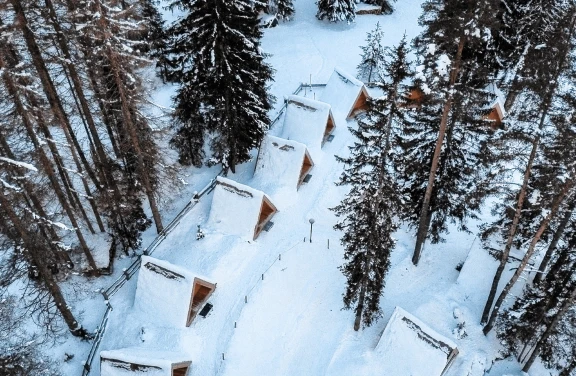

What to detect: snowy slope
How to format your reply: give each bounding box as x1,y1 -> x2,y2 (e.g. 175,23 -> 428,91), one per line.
66,0 -> 553,375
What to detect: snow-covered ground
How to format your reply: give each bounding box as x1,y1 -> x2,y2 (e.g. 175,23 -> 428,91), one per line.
47,0 -> 554,375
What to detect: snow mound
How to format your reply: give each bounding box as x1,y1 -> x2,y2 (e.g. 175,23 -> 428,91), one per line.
207,177 -> 278,240
133,256 -> 214,327
374,306 -> 459,376
320,67 -> 370,119
100,347 -> 191,376
252,135 -> 314,207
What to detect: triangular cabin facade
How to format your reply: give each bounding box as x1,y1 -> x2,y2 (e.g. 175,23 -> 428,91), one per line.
400,86 -> 425,109
320,67 -> 371,119
375,306 -> 459,376
280,95 -> 336,149
100,348 -> 191,376
134,256 -> 216,328
187,277 -> 216,326
253,136 -> 315,192
208,177 -> 278,240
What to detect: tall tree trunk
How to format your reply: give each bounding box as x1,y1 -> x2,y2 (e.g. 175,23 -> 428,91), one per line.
0,192 -> 88,337
412,36 -> 465,266
480,14 -> 576,323
32,107 -> 96,234
10,0 -> 101,189
353,279 -> 367,331
533,202 -> 575,285
483,178 -> 575,334
522,283 -> 576,372
0,54 -> 99,273
106,47 -> 164,233
480,132 -> 541,323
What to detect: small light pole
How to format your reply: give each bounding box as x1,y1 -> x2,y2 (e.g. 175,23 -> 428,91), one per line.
309,218 -> 315,243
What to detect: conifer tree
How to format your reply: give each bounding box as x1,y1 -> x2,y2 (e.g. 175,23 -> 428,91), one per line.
140,0 -> 170,81
480,6 -> 576,326
316,0 -> 356,23
357,22 -> 385,82
398,0 -> 500,265
494,0 -> 569,109
268,0 -> 295,21
333,38 -> 409,330
168,0 -> 274,173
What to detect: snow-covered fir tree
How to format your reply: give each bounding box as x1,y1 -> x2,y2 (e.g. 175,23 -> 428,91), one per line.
268,0 -> 295,21
357,22 -> 385,82
397,0 -> 500,265
479,5 -> 576,327
332,38 -> 410,331
494,0 -> 570,109
316,0 -> 356,23
139,0 -> 170,82
168,0 -> 274,173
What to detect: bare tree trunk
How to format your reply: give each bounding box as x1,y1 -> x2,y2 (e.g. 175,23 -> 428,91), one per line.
522,283 -> 576,372
0,130 -> 59,242
480,13 -> 576,323
412,36 -> 465,266
0,54 -> 99,273
32,108 -> 96,235
106,47 -> 164,233
481,132 -> 541,323
533,202 -> 575,285
483,178 -> 575,334
10,0 -> 100,189
0,192 -> 88,337
353,280 -> 367,331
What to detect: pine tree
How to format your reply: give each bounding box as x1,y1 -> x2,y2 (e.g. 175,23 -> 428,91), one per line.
267,0 -> 295,21
480,6 -> 576,327
332,38 -> 409,331
357,22 -> 385,83
398,0 -> 500,265
168,0 -> 274,173
316,0 -> 356,23
139,0 -> 170,82
494,0 -> 569,109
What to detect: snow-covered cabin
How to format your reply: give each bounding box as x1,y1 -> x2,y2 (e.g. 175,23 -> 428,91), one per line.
134,256 -> 216,327
375,306 -> 459,376
280,95 -> 336,151
208,177 -> 278,240
484,83 -> 506,128
320,67 -> 370,119
253,135 -> 314,194
100,348 -> 191,376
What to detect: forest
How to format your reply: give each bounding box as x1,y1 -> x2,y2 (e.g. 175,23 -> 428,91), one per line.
1,0 -> 576,374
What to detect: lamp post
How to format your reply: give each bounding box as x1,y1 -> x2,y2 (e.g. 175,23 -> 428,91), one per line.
309,218 -> 315,243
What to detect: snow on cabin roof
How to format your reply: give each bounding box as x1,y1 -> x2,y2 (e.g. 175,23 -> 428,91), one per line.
254,136 -> 310,189
208,177 -> 276,239
134,256 -> 202,327
100,347 -> 190,376
320,67 -> 368,118
375,306 -> 458,376
280,95 -> 334,151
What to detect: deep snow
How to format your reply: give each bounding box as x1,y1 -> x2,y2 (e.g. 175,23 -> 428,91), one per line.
42,0 -> 554,375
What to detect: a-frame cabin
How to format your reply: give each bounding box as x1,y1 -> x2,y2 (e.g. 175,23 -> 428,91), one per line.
100,348 -> 192,376
134,256 -> 216,327
281,95 -> 336,150
208,177 -> 278,240
320,67 -> 371,119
